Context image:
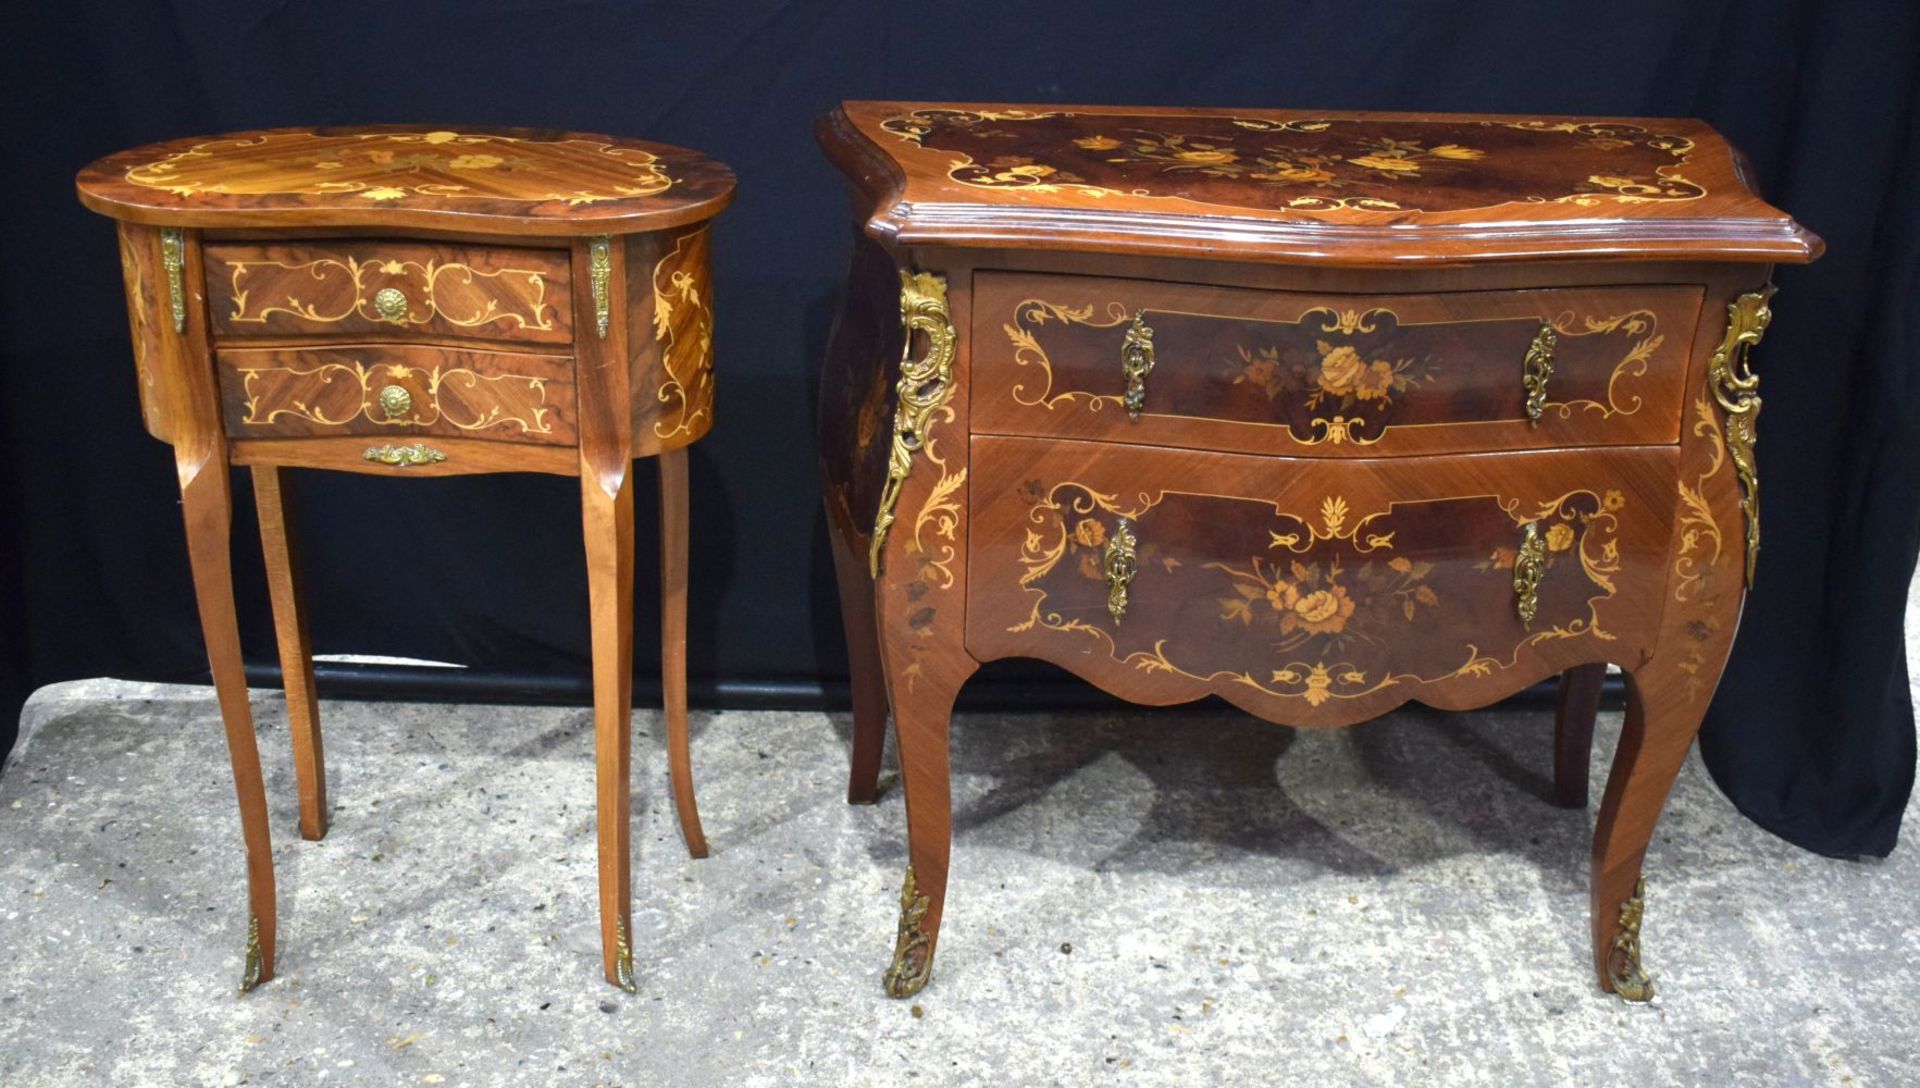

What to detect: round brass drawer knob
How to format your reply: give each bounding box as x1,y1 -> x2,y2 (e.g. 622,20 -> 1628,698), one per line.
372,286 -> 409,323
377,384 -> 412,420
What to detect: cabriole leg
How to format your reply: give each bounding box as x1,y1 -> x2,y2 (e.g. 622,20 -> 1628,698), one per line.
829,521 -> 889,805
583,469 -> 637,992
1589,658 -> 1708,1001
1553,664 -> 1605,809
657,448 -> 708,857
881,661 -> 973,998
179,450 -> 277,993
253,465 -> 326,840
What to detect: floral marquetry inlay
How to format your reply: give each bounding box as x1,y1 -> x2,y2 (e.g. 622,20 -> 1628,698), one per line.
649,227 -> 716,442
124,130 -> 674,206
999,289 -> 1672,448
1008,483 -> 1623,706
880,109 -> 1704,215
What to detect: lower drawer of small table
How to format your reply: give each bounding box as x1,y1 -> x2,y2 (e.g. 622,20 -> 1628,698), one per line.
964,435 -> 1678,724
217,343 -> 577,445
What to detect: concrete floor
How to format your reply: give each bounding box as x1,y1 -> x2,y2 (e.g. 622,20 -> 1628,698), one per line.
1,588 -> 1916,1086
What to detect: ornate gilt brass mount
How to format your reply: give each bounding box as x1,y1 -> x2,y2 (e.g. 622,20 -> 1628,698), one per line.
1707,288 -> 1772,585
589,235 -> 613,339
882,865 -> 934,998
1120,310 -> 1157,420
372,286 -> 410,324
377,384 -> 412,420
1104,517 -> 1139,623
1512,521 -> 1546,622
1522,323 -> 1557,424
1608,877 -> 1653,1002
613,916 -> 637,993
160,227 -> 187,333
364,443 -> 446,466
237,913 -> 264,995
869,270 -> 957,577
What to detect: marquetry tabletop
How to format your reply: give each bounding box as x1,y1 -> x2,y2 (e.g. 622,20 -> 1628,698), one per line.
77,124 -> 735,235
820,102 -> 1820,264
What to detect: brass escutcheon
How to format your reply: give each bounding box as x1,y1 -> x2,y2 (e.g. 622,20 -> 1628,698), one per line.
1120,311 -> 1156,420
1104,517 -> 1139,622
377,384 -> 412,420
372,286 -> 409,323
1513,521 -> 1546,622
1522,323 -> 1557,424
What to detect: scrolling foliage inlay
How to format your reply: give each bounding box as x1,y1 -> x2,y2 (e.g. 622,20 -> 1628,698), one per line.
223,254 -> 557,333
1669,289 -> 1773,699
1010,484 -> 1623,705
650,227 -> 716,441
882,110 -> 1703,214
238,359 -> 555,435
1004,296 -> 1665,446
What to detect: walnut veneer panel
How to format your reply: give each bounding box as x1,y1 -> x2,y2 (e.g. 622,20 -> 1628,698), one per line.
973,272 -> 1701,455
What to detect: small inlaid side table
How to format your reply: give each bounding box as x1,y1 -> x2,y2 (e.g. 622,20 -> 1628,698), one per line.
817,102 -> 1821,1002
77,126 -> 733,992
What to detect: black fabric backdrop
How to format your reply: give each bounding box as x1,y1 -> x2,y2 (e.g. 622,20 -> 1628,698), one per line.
1,1 -> 1914,857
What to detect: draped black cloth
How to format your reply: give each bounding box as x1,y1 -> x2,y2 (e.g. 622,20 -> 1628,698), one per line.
1,1 -> 1913,855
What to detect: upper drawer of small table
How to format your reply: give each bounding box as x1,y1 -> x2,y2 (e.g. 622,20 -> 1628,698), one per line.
203,240 -> 573,345
971,272 -> 1703,457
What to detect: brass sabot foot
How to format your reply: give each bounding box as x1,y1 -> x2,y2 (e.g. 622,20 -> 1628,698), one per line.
1607,877 -> 1654,1002
882,866 -> 933,998
237,913 -> 265,996
613,916 -> 637,993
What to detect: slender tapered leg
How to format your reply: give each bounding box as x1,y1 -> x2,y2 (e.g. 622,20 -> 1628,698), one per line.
179,450 -> 277,992
582,468 -> 637,992
828,520 -> 889,805
1590,657 -> 1712,1001
253,466 -> 326,841
657,448 -> 707,858
880,658 -> 974,998
1553,664 -> 1604,809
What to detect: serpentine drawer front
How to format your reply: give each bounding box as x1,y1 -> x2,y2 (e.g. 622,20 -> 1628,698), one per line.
216,344 -> 578,445
818,101 -> 1820,1005
204,240 -> 574,346
972,273 -> 1702,456
965,437 -> 1676,720
79,124 -> 735,996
